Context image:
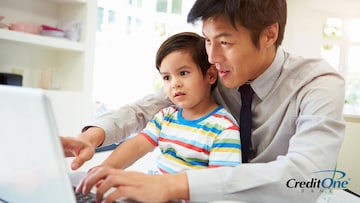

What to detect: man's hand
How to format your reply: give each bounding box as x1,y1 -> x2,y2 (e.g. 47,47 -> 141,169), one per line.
61,127 -> 105,170
61,136 -> 96,170
76,166 -> 189,203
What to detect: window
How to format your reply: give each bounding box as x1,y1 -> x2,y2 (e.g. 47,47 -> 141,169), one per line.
156,0 -> 182,14
156,0 -> 167,13
171,0 -> 182,14
321,17 -> 360,115
94,0 -> 198,114
108,10 -> 116,23
97,7 -> 104,32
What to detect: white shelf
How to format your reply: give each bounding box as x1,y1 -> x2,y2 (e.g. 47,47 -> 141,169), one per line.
0,29 -> 85,52
0,0 -> 96,136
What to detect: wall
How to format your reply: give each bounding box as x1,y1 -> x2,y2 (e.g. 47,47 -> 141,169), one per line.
284,0 -> 360,194
338,117 -> 360,194
283,1 -> 323,58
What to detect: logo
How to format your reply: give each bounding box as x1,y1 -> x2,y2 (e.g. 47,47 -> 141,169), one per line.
286,169 -> 350,193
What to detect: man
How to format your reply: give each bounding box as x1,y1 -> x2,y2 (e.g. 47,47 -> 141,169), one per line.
66,0 -> 345,202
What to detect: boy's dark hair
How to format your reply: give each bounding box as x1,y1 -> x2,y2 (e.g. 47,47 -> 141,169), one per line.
187,0 -> 287,49
156,32 -> 216,90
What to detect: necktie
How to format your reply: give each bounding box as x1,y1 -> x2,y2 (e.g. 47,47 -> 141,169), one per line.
238,84 -> 254,163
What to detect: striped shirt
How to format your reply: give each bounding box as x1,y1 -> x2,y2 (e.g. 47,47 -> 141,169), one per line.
139,105 -> 241,174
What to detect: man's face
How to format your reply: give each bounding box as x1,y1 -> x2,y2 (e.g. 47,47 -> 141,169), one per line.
202,16 -> 272,88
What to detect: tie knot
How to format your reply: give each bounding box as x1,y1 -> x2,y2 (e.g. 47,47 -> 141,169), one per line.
239,84 -> 254,106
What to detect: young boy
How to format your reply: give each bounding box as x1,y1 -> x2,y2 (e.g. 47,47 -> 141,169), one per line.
94,32 -> 241,174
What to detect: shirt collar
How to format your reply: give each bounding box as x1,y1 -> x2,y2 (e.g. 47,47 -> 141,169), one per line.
251,47 -> 285,100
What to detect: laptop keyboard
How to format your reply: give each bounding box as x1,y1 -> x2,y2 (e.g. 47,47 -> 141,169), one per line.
73,187 -> 97,203
72,186 -> 141,203
73,187 -> 130,203
76,192 -> 97,203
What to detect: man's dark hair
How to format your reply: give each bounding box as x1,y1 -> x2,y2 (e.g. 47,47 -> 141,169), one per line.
187,0 -> 287,48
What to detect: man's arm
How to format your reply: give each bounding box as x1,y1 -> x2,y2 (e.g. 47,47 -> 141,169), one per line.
84,88 -> 172,147
63,89 -> 171,170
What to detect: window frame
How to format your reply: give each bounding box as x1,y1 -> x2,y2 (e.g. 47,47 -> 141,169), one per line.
321,17 -> 360,118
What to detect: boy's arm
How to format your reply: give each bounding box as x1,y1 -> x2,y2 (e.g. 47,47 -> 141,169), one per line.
100,134 -> 155,169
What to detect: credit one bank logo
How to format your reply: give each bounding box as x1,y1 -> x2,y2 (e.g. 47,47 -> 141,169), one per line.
286,170 -> 350,193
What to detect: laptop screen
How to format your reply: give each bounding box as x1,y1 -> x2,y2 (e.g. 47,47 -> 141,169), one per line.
0,85 -> 76,203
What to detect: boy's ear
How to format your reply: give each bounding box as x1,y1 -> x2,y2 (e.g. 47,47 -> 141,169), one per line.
207,65 -> 218,84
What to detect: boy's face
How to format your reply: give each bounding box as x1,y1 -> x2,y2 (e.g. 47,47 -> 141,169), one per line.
202,15 -> 276,88
159,50 -> 216,110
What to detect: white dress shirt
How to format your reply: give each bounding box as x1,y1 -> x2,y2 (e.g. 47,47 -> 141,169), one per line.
87,48 -> 346,203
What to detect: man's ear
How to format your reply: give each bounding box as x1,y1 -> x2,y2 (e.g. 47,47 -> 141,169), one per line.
261,23 -> 279,48
207,65 -> 218,85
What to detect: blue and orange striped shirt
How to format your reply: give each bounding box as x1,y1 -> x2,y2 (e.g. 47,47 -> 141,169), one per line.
140,105 -> 242,174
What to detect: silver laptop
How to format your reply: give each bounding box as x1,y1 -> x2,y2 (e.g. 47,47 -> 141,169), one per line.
0,85 -> 88,203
